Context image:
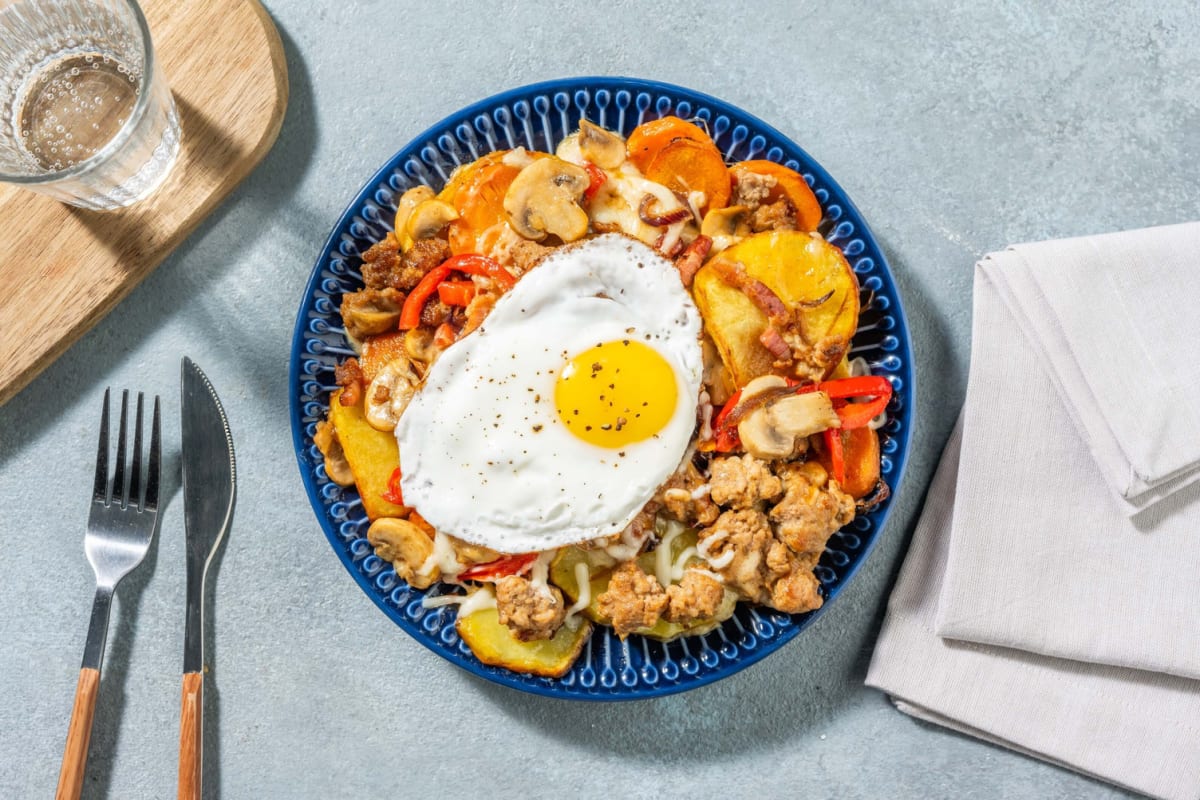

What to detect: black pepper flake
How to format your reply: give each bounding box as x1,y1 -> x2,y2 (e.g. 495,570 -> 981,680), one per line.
532,424 -> 543,432
535,394 -> 541,402
615,417 -> 627,431
600,423 -> 612,431
618,451 -> 626,457
585,425 -> 593,431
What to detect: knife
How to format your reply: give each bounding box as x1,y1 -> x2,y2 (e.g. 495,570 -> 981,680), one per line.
178,357 -> 236,800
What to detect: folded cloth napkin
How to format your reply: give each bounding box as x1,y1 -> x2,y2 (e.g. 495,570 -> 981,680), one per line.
867,422 -> 1200,800
869,222 -> 1200,798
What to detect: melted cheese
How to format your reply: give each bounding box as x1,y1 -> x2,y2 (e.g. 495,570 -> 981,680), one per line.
418,530 -> 464,579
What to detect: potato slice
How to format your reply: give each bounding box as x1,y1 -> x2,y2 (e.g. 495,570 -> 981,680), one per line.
327,389 -> 405,520
549,547 -> 617,623
693,231 -> 859,386
456,607 -> 591,678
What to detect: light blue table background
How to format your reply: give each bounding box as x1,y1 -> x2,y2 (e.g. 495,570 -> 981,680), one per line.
3,1 -> 1198,797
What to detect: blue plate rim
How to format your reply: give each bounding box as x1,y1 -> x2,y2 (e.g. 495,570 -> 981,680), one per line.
288,76 -> 915,700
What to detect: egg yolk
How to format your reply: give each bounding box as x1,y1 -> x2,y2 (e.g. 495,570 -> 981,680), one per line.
554,339 -> 677,448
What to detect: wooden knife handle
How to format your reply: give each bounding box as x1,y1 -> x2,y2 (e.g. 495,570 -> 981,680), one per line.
178,671 -> 204,800
56,667 -> 100,800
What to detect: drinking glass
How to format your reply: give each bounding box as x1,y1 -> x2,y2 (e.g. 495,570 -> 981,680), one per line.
0,0 -> 180,210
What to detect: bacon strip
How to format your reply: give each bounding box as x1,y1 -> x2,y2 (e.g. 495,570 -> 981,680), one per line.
673,235 -> 712,287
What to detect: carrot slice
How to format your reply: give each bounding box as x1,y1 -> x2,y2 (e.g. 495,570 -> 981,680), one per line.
447,158 -> 523,255
643,139 -> 731,215
358,331 -> 408,383
729,160 -> 822,232
626,116 -> 715,173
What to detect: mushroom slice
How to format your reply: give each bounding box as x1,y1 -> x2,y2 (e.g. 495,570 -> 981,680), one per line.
503,156 -> 590,242
577,120 -> 626,169
394,185 -> 436,239
733,375 -> 838,460
404,327 -> 438,367
364,356 -> 420,431
701,205 -> 752,253
406,199 -> 459,242
341,287 -> 406,339
368,518 -> 439,589
313,420 -> 354,487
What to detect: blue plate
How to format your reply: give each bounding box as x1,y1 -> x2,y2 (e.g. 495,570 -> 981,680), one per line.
289,77 -> 914,700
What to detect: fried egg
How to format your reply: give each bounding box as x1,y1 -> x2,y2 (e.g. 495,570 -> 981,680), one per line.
396,234 -> 702,553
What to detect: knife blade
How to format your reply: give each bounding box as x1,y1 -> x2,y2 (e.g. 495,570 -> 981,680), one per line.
178,357 -> 236,800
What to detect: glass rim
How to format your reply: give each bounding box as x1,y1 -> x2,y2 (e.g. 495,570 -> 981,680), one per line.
0,0 -> 162,185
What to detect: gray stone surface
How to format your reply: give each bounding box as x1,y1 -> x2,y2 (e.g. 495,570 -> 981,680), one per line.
3,0 -> 1198,797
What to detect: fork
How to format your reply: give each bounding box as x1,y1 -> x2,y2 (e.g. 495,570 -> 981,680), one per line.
55,389 -> 162,800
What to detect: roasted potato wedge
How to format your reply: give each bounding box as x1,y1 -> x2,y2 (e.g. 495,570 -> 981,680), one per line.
456,606 -> 591,678
327,389 -> 406,520
693,230 -> 859,386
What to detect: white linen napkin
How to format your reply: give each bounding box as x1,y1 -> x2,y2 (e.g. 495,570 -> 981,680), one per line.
981,223 -> 1200,513
867,423 -> 1200,800
935,234 -> 1200,679
869,223 -> 1200,797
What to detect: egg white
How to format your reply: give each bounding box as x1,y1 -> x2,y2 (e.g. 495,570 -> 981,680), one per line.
396,234 -> 702,553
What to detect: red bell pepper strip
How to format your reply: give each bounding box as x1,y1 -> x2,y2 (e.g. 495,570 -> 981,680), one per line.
823,428 -> 846,485
398,264 -> 452,330
441,253 -> 516,290
398,254 -> 516,330
436,280 -> 477,306
711,389 -> 744,452
458,552 -> 539,582
381,467 -> 404,506
583,161 -> 607,201
818,375 -> 892,430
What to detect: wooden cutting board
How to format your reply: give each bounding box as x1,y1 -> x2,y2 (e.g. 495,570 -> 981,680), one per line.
0,0 -> 288,406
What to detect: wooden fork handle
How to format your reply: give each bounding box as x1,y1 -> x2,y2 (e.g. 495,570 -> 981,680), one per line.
178,671 -> 204,800
56,667 -> 100,800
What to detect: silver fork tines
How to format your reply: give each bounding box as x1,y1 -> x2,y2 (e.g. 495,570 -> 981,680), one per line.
59,389 -> 163,799
81,389 -> 162,662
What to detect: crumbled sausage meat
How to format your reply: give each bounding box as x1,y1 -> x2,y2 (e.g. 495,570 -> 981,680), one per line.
770,461 -> 855,557
655,462 -> 718,526
709,454 -> 783,509
749,198 -> 798,232
664,569 -> 724,625
733,171 -> 776,210
362,237 -> 450,291
508,239 -> 554,273
495,576 -> 567,641
699,509 -> 823,615
596,561 -> 668,637
334,358 -> 364,407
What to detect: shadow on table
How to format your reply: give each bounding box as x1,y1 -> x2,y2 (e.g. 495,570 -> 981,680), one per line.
845,234 -> 962,683
0,16 -> 317,479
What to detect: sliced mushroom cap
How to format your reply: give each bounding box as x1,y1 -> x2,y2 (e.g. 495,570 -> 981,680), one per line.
340,287 -> 406,339
404,327 -> 438,367
448,534 -> 501,566
313,420 -> 355,487
701,205 -> 752,254
735,375 -> 838,460
577,120 -> 626,169
394,185 -> 435,239
406,198 -> 459,242
701,205 -> 752,238
368,518 -> 439,589
503,156 -> 590,242
768,391 -> 840,439
364,356 -> 420,431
